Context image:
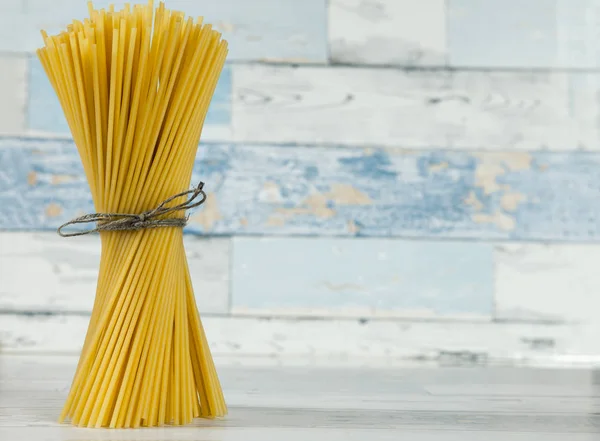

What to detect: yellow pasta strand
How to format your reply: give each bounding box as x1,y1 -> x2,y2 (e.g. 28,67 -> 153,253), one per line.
37,0 -> 228,428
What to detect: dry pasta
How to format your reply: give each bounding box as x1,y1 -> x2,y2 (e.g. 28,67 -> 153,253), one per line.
36,0 -> 229,428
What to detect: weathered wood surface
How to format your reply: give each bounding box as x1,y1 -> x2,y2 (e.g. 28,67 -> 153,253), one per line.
232,236 -> 493,318
494,244 -> 600,323
5,232 -> 600,325
1,314 -> 598,366
0,0 -> 328,62
3,355 -> 600,439
0,233 -> 231,314
232,64 -> 598,151
328,0 -> 447,66
0,56 -> 27,135
5,354 -> 600,409
1,232 -> 493,319
27,58 -> 233,141
3,137 -> 600,242
448,0 -> 600,69
9,426 -> 585,441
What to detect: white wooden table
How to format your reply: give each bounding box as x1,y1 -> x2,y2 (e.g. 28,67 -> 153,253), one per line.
1,354 -> 600,440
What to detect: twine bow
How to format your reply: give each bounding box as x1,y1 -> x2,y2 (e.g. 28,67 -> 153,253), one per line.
57,182 -> 207,238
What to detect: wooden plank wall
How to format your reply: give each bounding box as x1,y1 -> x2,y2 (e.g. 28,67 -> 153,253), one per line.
1,0 -> 600,364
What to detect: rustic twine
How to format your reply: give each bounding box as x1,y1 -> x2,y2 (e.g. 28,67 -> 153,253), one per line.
57,182 -> 207,238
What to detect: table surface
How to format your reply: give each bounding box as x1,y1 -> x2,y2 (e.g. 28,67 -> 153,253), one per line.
1,354 -> 600,440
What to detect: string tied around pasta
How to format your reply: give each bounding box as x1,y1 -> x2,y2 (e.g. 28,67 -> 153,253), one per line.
57,182 -> 207,238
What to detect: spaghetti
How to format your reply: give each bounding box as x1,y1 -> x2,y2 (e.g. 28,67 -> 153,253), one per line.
37,0 -> 228,428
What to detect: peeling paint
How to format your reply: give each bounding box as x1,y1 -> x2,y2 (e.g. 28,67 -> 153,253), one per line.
5,138 -> 600,241
472,211 -> 515,231
303,193 -> 336,217
191,193 -> 222,230
494,152 -> 533,171
474,152 -> 533,194
266,215 -> 286,227
501,192 -> 527,212
471,153 -> 532,229
275,184 -> 372,220
27,171 -> 36,186
474,162 -> 506,194
464,191 -> 484,211
325,183 -> 372,205
347,219 -> 360,234
51,175 -> 75,185
429,161 -> 449,173
259,182 -> 283,203
278,193 -> 336,219
45,203 -> 62,218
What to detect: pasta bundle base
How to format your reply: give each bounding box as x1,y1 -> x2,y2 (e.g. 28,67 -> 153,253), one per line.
36,0 -> 228,428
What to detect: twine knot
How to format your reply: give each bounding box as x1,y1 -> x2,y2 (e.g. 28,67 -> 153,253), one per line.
57,182 -> 207,238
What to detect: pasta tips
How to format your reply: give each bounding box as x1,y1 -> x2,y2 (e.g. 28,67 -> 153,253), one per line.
38,1 -> 228,428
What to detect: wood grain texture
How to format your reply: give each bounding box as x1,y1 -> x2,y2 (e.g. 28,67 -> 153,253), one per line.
494,244 -> 600,323
232,237 -> 493,318
9,427 -> 587,441
3,355 -> 600,440
329,0 -> 447,66
3,137 -> 600,242
0,232 -> 231,314
1,0 -> 328,61
232,64 -> 598,151
448,0 -> 600,69
1,314 -> 598,364
0,55 -> 27,135
27,56 -> 233,141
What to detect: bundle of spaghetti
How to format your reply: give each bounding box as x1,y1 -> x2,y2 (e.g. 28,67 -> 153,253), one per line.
36,0 -> 228,428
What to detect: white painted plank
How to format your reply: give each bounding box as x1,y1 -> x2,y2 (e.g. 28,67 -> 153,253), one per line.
0,55 -> 27,135
231,237 -> 493,318
0,0 -> 328,62
6,354 -> 600,410
0,232 -> 230,314
232,64 -> 595,151
329,0 -> 447,66
0,427 -> 448,441
1,314 -> 599,364
2,427 -> 599,441
494,244 -> 600,323
2,355 -> 600,438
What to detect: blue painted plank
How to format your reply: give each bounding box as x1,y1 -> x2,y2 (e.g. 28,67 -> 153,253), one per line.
447,0 -> 558,68
448,0 -> 600,69
0,0 -> 328,61
2,137 -> 600,242
27,56 -> 232,138
231,237 -> 493,317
